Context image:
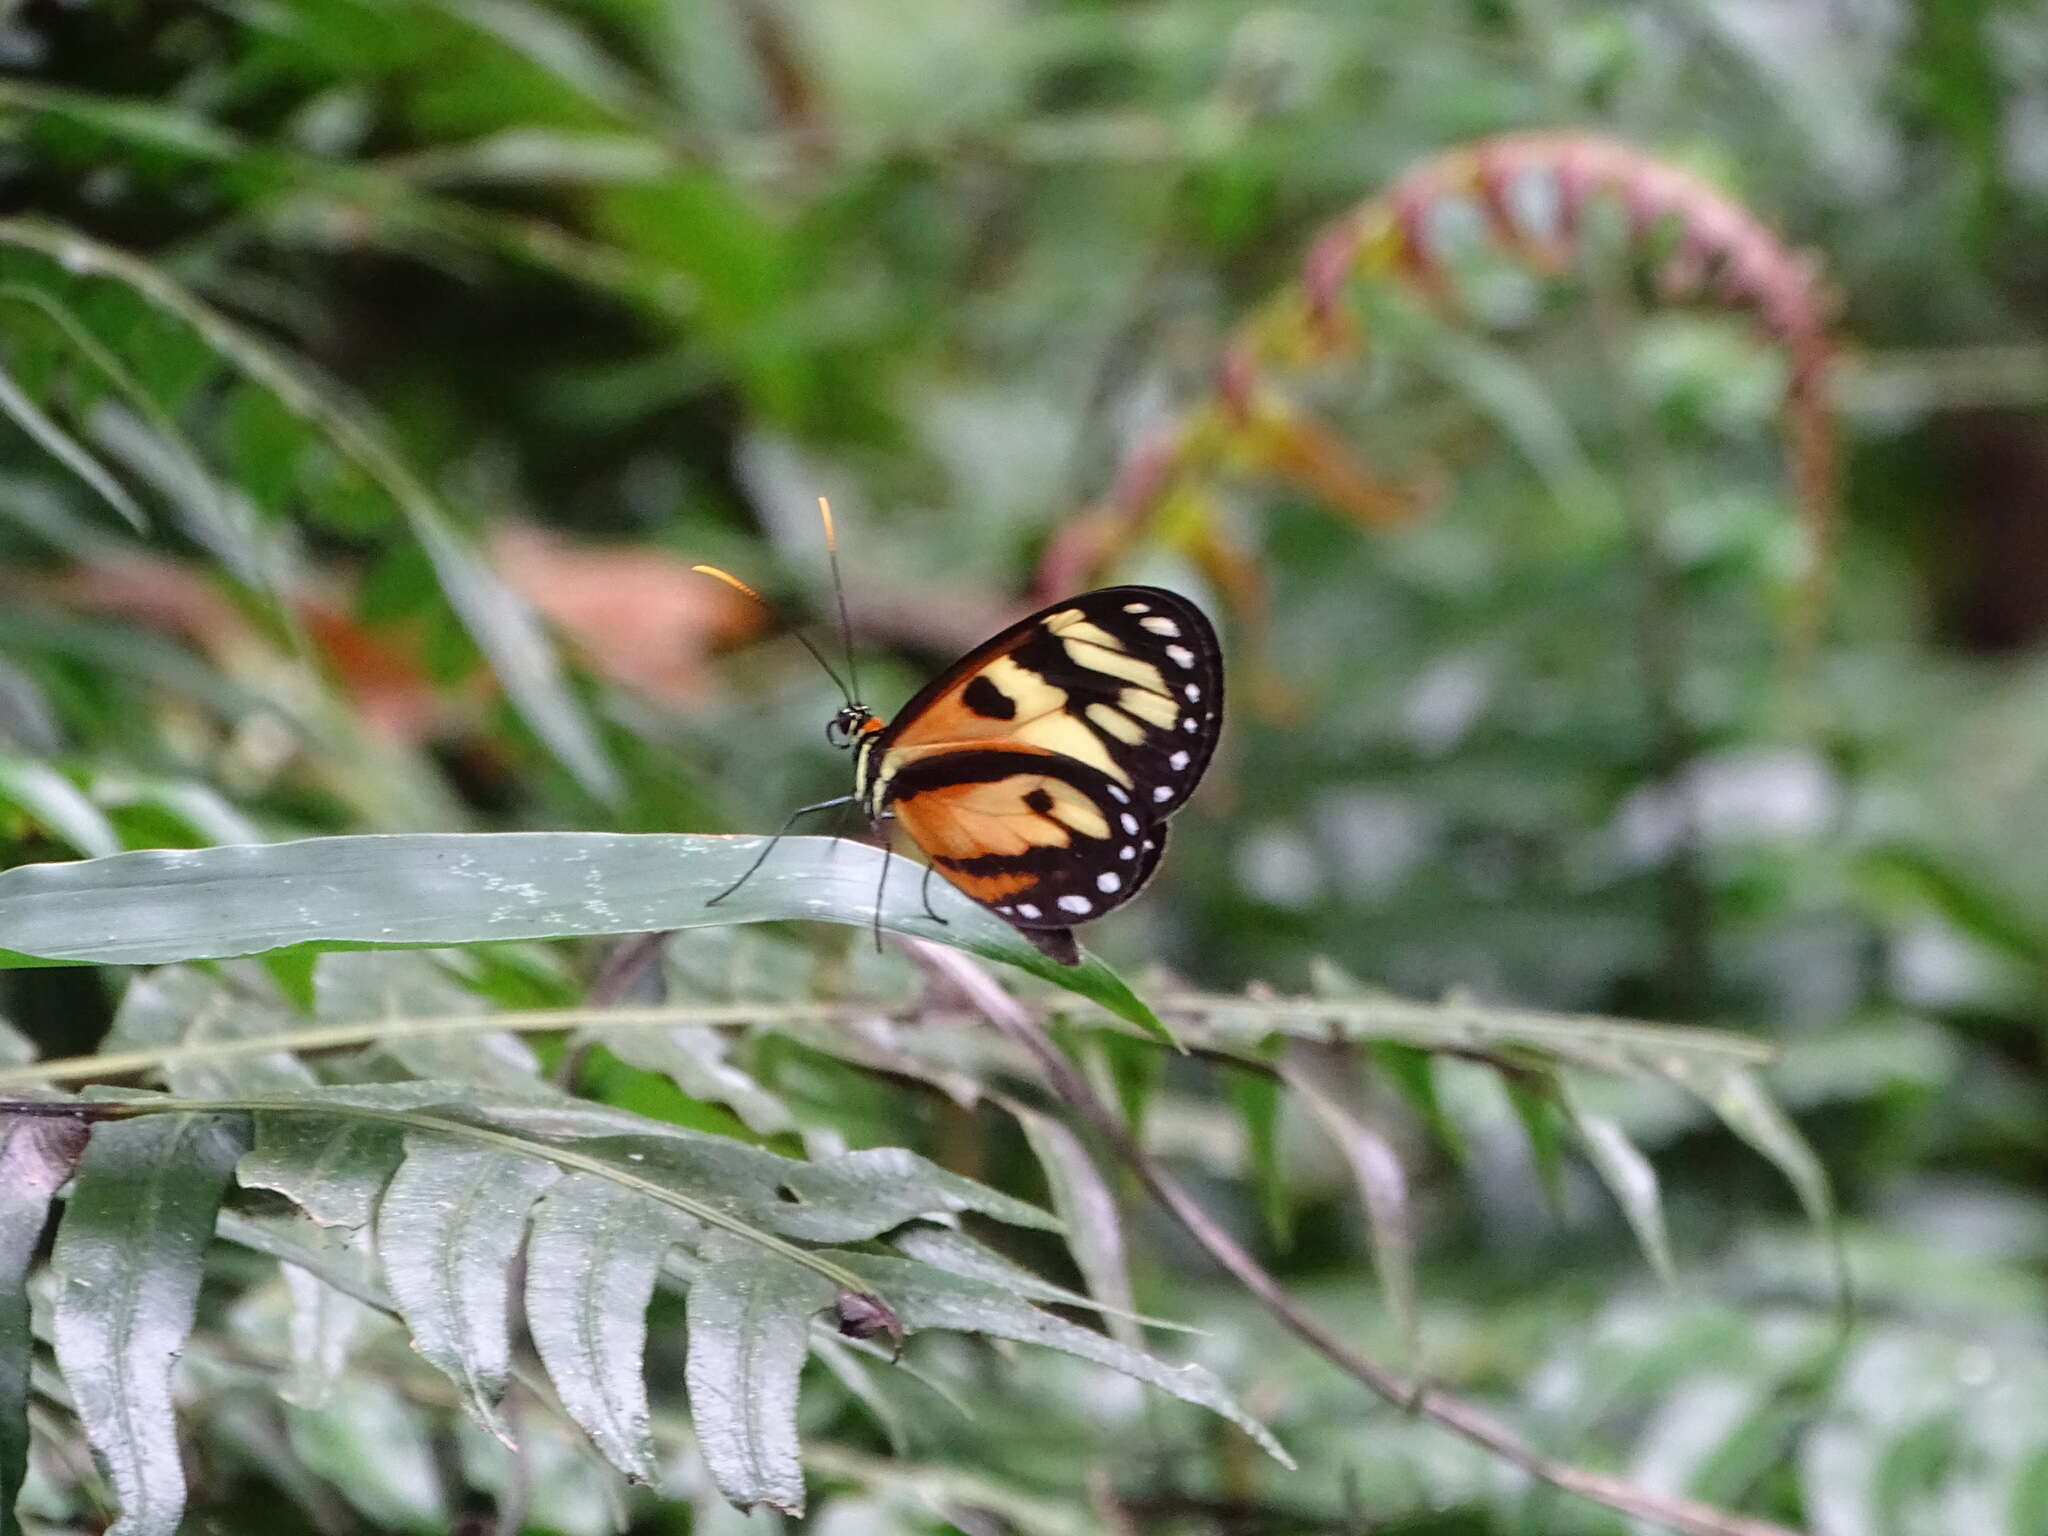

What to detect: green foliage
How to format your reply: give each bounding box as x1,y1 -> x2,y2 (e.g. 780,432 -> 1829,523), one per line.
0,1 -> 2041,1532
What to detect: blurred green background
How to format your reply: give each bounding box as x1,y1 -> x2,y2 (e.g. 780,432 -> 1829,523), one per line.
3,0 -> 2048,1531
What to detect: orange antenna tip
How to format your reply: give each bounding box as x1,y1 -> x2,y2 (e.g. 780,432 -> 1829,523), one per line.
817,496 -> 838,554
691,564 -> 767,605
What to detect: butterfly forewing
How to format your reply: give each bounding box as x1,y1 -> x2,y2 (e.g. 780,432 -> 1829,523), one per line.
864,586 -> 1221,956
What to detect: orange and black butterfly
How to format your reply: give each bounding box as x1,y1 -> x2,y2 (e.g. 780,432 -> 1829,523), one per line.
698,506 -> 1223,964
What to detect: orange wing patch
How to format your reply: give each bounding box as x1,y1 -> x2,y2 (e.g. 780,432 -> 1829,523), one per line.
893,769 -> 1113,866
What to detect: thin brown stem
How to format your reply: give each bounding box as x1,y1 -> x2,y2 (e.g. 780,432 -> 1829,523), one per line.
910,941 -> 1804,1536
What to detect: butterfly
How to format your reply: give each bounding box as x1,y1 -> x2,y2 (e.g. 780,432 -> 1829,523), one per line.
698,511 -> 1224,964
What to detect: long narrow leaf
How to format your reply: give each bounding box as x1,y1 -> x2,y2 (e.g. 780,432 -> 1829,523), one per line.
1006,1101 -> 1142,1351
0,832 -> 1168,1039
685,1234 -> 836,1515
0,357 -> 148,532
237,1115 -> 403,1231
827,1253 -> 1293,1468
49,1113 -> 248,1536
0,1116 -> 87,1536
1560,1086 -> 1677,1286
0,219 -> 619,802
525,1173 -> 696,1481
1283,1064 -> 1419,1362
0,758 -> 120,859
376,1137 -> 560,1439
1694,1066 -> 1845,1302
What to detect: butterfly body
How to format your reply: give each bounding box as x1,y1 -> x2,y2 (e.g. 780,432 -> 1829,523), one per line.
837,585 -> 1223,964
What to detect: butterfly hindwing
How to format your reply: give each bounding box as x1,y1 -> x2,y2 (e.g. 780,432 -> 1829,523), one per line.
858,585 -> 1220,959
886,747 -> 1168,945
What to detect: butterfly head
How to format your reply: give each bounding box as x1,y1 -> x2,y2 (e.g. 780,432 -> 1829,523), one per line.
826,703 -> 879,750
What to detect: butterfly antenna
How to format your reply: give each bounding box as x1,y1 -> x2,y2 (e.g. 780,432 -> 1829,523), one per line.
817,497 -> 861,702
692,563 -> 855,706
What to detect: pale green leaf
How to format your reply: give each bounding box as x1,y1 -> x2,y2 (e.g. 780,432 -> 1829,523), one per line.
0,358 -> 148,533
0,831 -> 1167,1039
1561,1085 -> 1677,1286
1006,1101 -> 1141,1350
525,1173 -> 696,1481
0,1116 -> 87,1536
600,1023 -> 792,1136
277,1229 -> 377,1410
108,966 -> 314,1097
237,1115 -> 403,1231
827,1253 -> 1293,1469
888,1224 -> 1192,1331
50,1112 -> 249,1536
283,1378 -> 448,1531
375,1137 -> 561,1439
685,1234 -> 836,1515
0,758 -> 119,859
1693,1066 -> 1844,1301
1283,1064 -> 1419,1362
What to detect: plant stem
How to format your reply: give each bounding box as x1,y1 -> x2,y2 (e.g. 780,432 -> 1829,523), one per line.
913,941 -> 1804,1536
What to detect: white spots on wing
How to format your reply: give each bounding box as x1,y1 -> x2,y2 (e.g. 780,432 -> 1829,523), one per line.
1121,601 -> 1151,614
1120,845 -> 1136,861
1105,784 -> 1129,803
1120,812 -> 1140,835
997,904 -> 1014,915
1182,717 -> 1199,732
1140,615 -> 1180,637
1169,749 -> 1190,771
1152,785 -> 1173,802
1185,683 -> 1201,702
1057,894 -> 1093,915
1016,902 -> 1041,919
1096,871 -> 1122,893
1142,838 -> 1156,851
1166,643 -> 1196,669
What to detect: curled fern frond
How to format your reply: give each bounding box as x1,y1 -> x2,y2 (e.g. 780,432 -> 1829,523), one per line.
1047,130 -> 1838,676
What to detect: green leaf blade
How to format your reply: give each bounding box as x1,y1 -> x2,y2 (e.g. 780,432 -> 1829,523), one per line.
0,832 -> 1166,1037
375,1138 -> 560,1438
0,1115 -> 88,1536
830,1253 -> 1294,1470
1008,1101 -> 1142,1351
524,1173 -> 695,1482
50,1112 -> 248,1536
1561,1088 -> 1678,1287
685,1235 -> 836,1515
1283,1064 -> 1420,1363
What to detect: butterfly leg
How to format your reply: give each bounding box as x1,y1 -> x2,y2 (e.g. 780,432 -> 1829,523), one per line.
707,795 -> 857,906
869,828 -> 892,953
917,860 -> 949,925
